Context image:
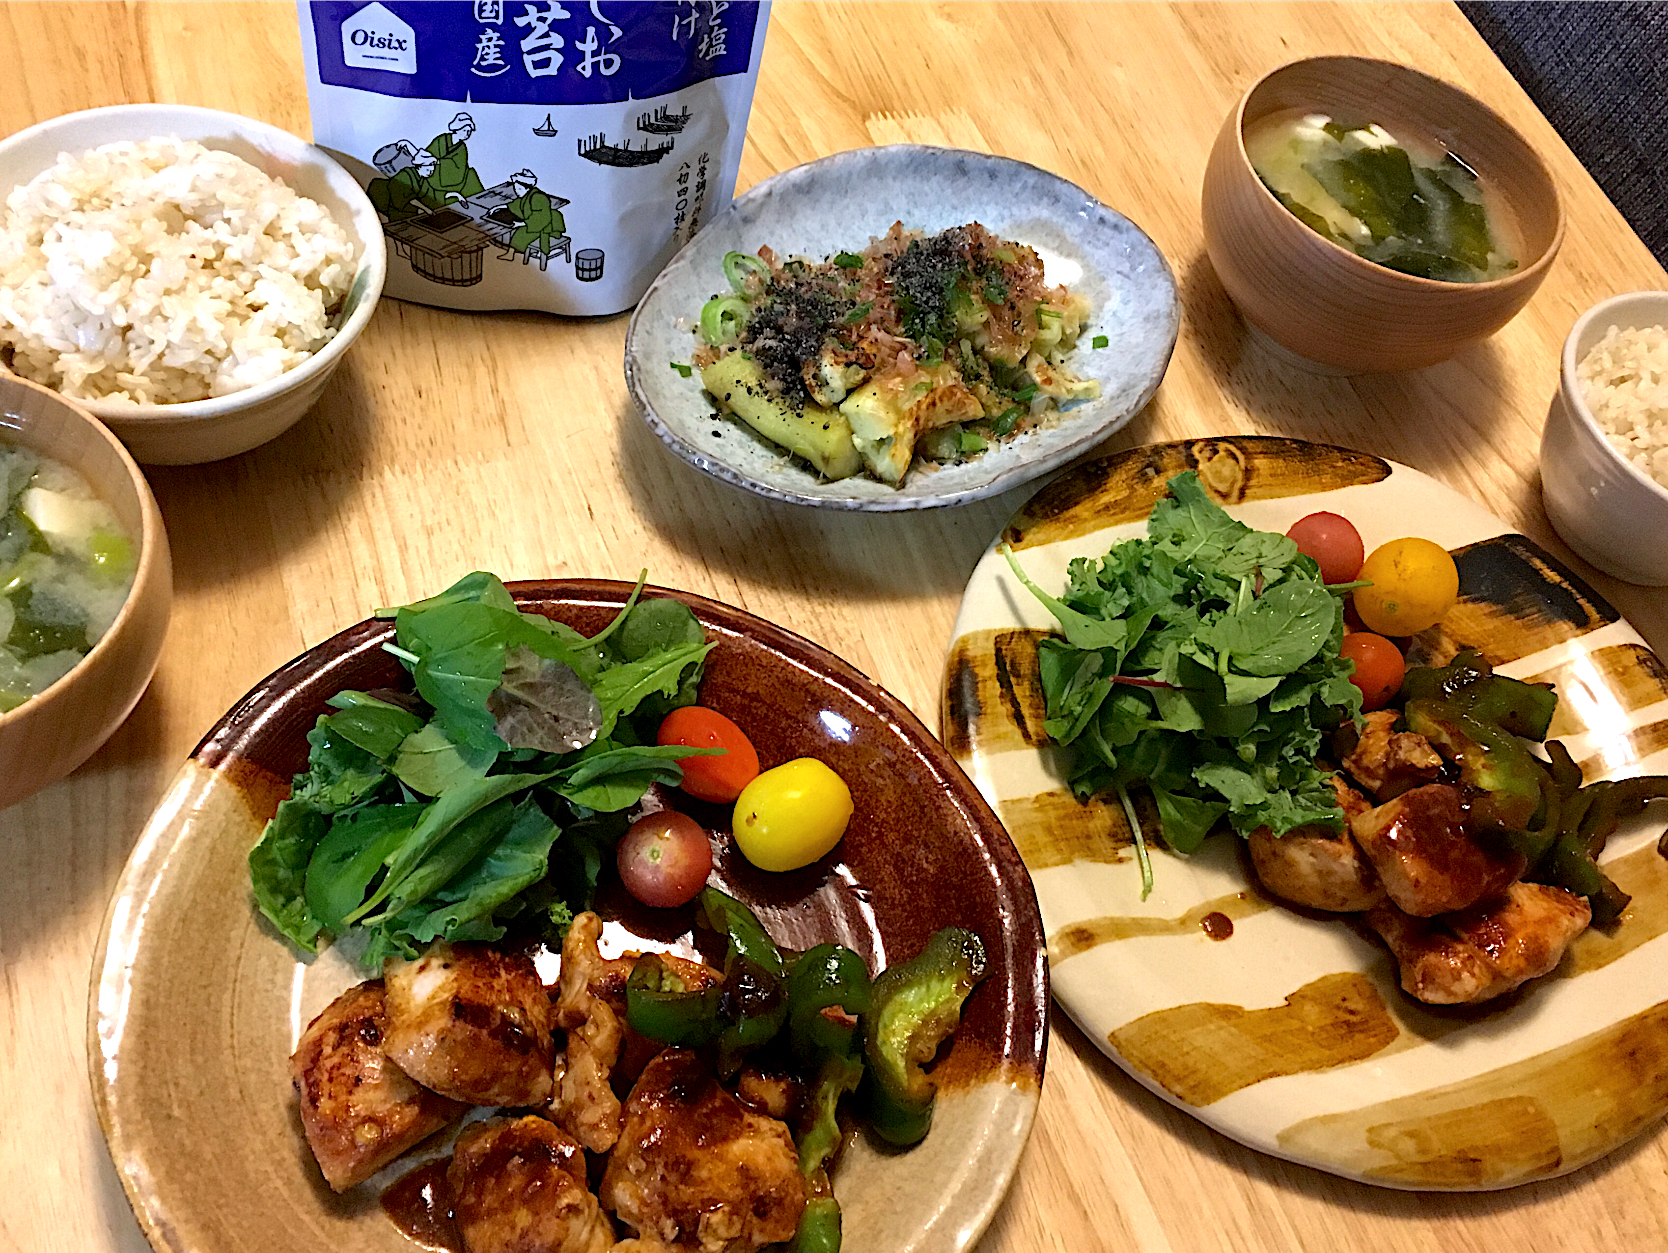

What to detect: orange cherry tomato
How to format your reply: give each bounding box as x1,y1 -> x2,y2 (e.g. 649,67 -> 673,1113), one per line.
1340,632 -> 1406,711
657,706 -> 761,803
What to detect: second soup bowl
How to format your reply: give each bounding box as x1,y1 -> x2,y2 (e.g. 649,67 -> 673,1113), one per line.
1202,56 -> 1564,374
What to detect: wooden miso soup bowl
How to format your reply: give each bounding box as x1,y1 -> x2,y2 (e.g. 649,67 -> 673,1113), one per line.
1202,56 -> 1564,373
0,377 -> 171,809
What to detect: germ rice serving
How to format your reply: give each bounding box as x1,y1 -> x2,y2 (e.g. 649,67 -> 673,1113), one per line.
1576,323 -> 1668,490
0,137 -> 356,405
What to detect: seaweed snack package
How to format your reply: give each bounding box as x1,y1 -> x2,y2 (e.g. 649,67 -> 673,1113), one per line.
299,1 -> 768,315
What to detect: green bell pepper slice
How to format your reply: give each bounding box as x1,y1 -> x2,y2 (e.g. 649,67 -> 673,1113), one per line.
1403,698 -> 1546,833
1400,651 -> 1557,741
788,944 -> 873,1063
789,1197 -> 843,1253
625,952 -> 724,1046
862,927 -> 989,1147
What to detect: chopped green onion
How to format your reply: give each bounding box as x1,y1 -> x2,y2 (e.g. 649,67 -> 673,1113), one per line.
722,250 -> 770,292
1036,305 -> 1063,324
957,429 -> 988,454
989,406 -> 1022,436
669,361 -> 694,378
700,295 -> 749,346
834,251 -> 864,268
1092,335 -> 1109,349
1013,383 -> 1038,405
842,301 -> 874,325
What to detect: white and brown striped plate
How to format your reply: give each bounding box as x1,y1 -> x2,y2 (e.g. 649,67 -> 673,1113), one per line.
943,436 -> 1668,1190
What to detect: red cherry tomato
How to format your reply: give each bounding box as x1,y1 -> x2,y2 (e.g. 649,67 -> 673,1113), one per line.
1286,512 -> 1365,585
1340,632 -> 1406,711
657,706 -> 761,803
617,811 -> 713,908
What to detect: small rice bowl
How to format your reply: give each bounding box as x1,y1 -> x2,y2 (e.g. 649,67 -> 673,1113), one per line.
1576,323 -> 1668,490
0,137 -> 356,404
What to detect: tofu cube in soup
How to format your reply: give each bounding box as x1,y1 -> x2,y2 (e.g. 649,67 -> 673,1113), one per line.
383,941 -> 555,1107
448,1116 -> 615,1253
1349,783 -> 1525,916
290,980 -> 466,1191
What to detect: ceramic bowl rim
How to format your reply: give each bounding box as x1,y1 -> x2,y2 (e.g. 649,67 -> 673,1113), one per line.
0,373 -> 166,732
624,142 -> 1180,512
0,103 -> 387,425
1557,289 -> 1668,506
1229,54 -> 1566,293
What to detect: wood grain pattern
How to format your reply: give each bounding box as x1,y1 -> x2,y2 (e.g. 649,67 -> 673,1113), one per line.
4,4 -> 1668,1253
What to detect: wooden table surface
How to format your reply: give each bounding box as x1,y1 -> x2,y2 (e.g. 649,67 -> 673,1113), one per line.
4,3 -> 1667,1252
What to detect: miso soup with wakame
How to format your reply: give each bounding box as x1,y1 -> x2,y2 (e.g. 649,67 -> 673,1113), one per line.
0,442 -> 136,711
1245,110 -> 1518,283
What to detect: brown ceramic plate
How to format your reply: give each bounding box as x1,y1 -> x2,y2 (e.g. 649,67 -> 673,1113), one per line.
91,581 -> 1047,1253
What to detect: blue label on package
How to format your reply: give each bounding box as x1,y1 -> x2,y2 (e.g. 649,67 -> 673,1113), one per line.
310,0 -> 760,105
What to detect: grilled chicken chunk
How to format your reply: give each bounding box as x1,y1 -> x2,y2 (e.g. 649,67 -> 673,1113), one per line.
1249,825 -> 1384,912
384,941 -> 555,1107
448,1115 -> 615,1253
1368,882 -> 1591,1004
551,912 -> 626,1152
1341,709 -> 1443,801
602,1049 -> 805,1253
1249,774 -> 1383,911
291,980 -> 465,1191
1349,784 -> 1525,916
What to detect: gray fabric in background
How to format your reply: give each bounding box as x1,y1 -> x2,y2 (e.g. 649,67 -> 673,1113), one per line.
1461,1 -> 1668,267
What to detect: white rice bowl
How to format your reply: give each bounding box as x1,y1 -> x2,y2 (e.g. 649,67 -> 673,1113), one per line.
1577,323 -> 1668,490
0,137 -> 356,405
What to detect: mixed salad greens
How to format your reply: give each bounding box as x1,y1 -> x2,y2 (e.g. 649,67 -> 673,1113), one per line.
1004,471 -> 1364,892
249,572 -> 719,966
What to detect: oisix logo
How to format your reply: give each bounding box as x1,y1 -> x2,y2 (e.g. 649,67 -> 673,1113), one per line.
341,2 -> 416,74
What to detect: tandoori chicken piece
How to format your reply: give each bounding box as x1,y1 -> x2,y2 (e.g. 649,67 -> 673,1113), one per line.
383,941 -> 555,1107
1367,881 -> 1591,1004
290,980 -> 466,1191
1248,775 -> 1384,912
448,1115 -> 615,1253
1340,709 -> 1444,801
601,1048 -> 806,1253
1349,783 -> 1525,916
551,912 -> 626,1152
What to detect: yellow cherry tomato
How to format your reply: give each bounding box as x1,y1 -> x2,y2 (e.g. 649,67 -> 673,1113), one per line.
1353,537 -> 1460,636
731,758 -> 853,872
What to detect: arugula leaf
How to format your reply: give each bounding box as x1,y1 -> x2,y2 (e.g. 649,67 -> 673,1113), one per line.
392,721 -> 496,796
1011,471 -> 1362,875
551,741 -> 719,811
1201,581 -> 1335,677
371,797 -> 562,956
324,691 -> 424,761
380,570 -> 518,618
304,803 -> 427,932
346,772 -> 552,923
292,721 -> 389,811
249,798 -> 331,953
590,639 -> 716,738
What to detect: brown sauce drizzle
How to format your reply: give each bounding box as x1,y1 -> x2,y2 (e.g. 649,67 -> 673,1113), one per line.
381,1159 -> 461,1252
1199,911 -> 1234,941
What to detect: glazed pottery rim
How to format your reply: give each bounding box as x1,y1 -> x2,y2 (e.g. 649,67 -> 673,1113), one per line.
624,142 -> 1180,512
0,102 -> 387,426
90,577 -> 1048,1253
0,373 -> 164,732
1559,290 -> 1668,506
1231,54 -> 1566,292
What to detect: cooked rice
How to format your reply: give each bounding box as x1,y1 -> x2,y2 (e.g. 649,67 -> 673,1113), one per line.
1576,323 -> 1668,490
0,137 -> 356,404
